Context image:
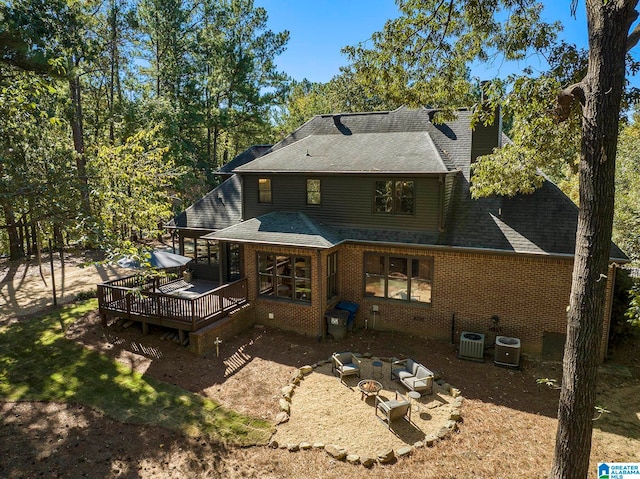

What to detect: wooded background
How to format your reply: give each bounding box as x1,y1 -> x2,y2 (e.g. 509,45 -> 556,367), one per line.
0,0 -> 638,270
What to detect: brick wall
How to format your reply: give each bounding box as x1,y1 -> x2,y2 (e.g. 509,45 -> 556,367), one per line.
339,243 -> 578,356
237,241 -> 615,359
189,303 -> 255,355
243,244 -> 327,338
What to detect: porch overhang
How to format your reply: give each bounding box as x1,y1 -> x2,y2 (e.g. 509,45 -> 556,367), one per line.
202,211 -> 342,249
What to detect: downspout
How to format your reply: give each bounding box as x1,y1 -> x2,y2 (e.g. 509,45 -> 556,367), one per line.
239,174 -> 245,221
317,248 -> 324,340
438,174 -> 446,232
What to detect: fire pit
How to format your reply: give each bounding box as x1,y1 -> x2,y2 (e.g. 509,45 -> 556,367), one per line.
357,379 -> 382,400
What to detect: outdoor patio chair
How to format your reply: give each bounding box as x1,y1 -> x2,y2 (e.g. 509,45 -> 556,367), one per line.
375,390 -> 412,429
331,352 -> 362,382
391,358 -> 434,395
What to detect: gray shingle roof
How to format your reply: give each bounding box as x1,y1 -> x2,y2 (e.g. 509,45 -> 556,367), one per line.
203,212 -> 342,249
234,131 -> 449,174
169,107 -> 627,261
439,175 -> 627,260
217,145 -> 272,174
166,175 -> 243,231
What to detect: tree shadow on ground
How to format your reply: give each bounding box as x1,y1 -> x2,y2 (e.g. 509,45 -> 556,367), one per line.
72,309 -> 640,441
1,303 -> 272,450
0,401 -> 227,479
85,314 -> 558,417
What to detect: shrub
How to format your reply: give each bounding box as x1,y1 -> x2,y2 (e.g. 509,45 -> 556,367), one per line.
609,269 -> 640,348
75,289 -> 97,301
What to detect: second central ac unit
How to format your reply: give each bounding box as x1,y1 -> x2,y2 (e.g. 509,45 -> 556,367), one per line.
494,336 -> 521,367
459,331 -> 485,361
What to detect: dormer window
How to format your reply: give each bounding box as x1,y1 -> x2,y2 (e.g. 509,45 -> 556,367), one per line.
258,178 -> 272,203
374,180 -> 414,214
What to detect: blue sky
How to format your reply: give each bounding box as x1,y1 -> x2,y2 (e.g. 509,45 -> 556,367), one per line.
254,0 -> 638,88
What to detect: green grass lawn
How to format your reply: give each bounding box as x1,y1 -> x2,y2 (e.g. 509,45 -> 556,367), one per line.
0,299 -> 273,446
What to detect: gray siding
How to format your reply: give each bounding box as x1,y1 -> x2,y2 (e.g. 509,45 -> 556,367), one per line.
243,174 -> 442,232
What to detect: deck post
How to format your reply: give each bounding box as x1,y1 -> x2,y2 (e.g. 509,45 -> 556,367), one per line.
179,329 -> 185,343
142,322 -> 149,335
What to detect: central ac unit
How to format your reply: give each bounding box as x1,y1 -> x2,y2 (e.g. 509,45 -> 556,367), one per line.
459,331 -> 485,361
494,336 -> 521,367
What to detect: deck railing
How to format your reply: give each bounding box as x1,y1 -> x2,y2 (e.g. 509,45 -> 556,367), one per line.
102,273 -> 179,290
98,276 -> 248,331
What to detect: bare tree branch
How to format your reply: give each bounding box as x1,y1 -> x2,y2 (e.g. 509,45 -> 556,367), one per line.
570,0 -> 578,18
627,22 -> 640,52
557,82 -> 586,121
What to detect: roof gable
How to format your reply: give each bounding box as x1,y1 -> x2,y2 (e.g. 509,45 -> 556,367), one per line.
166,175 -> 242,231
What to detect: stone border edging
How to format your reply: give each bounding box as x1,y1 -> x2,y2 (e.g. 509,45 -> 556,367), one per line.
268,353 -> 464,468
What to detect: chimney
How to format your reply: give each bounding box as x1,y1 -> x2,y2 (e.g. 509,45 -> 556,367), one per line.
471,82 -> 502,163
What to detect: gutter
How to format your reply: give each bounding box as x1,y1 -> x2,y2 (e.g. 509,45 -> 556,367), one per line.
341,238 -> 631,264
202,229 -> 631,263
202,233 -> 629,264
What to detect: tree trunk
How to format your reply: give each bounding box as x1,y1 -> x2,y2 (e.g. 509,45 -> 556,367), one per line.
69,73 -> 91,216
29,219 -> 37,256
212,123 -> 219,169
2,201 -> 24,260
206,80 -> 212,168
53,223 -> 64,249
154,11 -> 161,97
550,1 -> 636,478
109,0 -> 118,145
24,215 -> 32,257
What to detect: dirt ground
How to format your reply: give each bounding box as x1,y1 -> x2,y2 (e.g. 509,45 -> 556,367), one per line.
1,253 -> 640,478
0,250 -> 124,317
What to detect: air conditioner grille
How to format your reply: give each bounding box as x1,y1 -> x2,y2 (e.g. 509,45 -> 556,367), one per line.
459,331 -> 485,361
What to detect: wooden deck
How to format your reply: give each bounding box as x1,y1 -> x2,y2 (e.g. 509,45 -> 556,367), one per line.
97,274 -> 248,333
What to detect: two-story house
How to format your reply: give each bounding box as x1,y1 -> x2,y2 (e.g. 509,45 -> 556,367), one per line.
166,106 -> 627,358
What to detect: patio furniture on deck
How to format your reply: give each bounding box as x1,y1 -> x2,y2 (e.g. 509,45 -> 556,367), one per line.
375,391 -> 412,429
331,352 -> 362,382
